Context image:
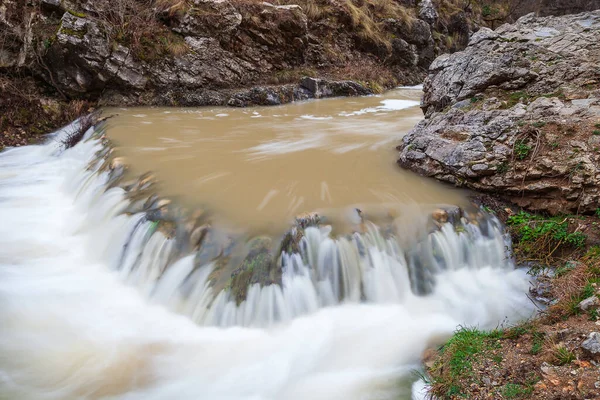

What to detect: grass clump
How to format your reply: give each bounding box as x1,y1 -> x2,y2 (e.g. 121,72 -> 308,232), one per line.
501,383 -> 533,399
502,91 -> 531,108
531,331 -> 544,355
507,212 -> 586,262
429,326 -> 502,397
550,344 -> 575,365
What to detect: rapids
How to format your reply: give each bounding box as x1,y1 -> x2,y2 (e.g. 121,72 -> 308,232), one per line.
0,96 -> 536,400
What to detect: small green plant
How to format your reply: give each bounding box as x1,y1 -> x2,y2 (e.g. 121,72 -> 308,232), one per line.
550,141 -> 559,149
496,161 -> 510,174
506,91 -> 530,108
588,308 -> 598,321
532,121 -> 546,128
501,383 -> 533,399
581,281 -> 595,298
594,123 -> 600,129
587,246 -> 600,258
531,332 -> 544,355
514,140 -> 531,160
593,130 -> 600,136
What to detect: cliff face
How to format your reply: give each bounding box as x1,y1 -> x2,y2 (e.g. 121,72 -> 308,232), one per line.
1,0 -> 477,106
398,11 -> 600,215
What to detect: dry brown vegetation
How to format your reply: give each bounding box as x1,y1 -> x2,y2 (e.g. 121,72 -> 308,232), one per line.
0,74 -> 92,149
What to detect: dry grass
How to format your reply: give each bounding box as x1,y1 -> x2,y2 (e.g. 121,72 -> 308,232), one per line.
331,59 -> 398,92
155,0 -> 192,17
343,0 -> 415,51
275,0 -> 333,20
60,112 -> 96,149
89,0 -> 189,61
544,249 -> 600,321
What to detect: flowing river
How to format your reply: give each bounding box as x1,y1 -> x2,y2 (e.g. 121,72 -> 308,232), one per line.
0,88 -> 535,399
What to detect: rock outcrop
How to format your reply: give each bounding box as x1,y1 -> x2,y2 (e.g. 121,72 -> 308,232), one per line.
2,0 -> 476,105
398,11 -> 600,215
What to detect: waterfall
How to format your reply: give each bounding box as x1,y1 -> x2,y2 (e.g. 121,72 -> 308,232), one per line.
0,121 -> 536,400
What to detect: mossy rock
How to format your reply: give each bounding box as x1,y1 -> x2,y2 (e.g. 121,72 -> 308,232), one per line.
228,237 -> 281,304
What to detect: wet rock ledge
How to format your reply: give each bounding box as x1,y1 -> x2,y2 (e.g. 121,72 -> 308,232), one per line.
398,11 -> 600,215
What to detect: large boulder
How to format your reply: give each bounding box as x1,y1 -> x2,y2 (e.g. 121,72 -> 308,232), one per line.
398,12 -> 600,215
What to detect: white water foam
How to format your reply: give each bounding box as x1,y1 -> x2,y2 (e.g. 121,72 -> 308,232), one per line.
0,123 -> 535,400
339,99 -> 420,117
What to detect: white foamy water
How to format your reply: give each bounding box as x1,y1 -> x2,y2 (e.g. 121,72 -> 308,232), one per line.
0,122 -> 535,400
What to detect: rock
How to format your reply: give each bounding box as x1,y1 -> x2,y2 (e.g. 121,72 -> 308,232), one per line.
419,0 -> 438,25
581,332 -> 600,356
228,237 -> 280,304
432,209 -> 448,223
41,0 -> 62,10
579,296 -> 600,311
530,280 -> 552,303
300,77 -> 372,99
398,11 -> 600,215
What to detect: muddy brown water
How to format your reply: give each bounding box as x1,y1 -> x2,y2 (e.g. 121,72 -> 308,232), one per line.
106,87 -> 467,234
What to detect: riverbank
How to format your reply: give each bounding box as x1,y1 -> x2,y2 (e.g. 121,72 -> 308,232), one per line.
401,11 -> 600,397
422,193 -> 600,399
0,75 -> 374,149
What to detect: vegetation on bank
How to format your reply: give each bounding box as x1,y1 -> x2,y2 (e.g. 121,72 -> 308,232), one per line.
425,201 -> 600,399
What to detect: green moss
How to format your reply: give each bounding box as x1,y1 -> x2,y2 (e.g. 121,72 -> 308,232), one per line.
60,27 -> 87,38
67,9 -> 87,18
228,237 -> 280,304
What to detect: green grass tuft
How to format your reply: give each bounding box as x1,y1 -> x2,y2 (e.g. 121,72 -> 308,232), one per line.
501,383 -> 533,399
